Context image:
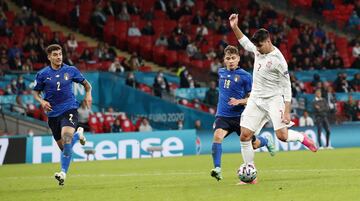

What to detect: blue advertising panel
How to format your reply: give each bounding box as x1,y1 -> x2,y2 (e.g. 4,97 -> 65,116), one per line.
25,130 -> 196,164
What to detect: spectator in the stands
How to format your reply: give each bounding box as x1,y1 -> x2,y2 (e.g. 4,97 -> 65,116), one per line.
142,7 -> 154,21
344,94 -> 359,121
0,53 -> 9,72
186,40 -> 199,58
124,52 -> 143,71
66,33 -> 78,52
311,73 -> 322,88
141,21 -> 155,35
173,23 -> 184,35
8,42 -> 22,60
22,58 -> 33,72
128,22 -> 141,36
334,73 -> 351,93
9,53 -> 22,70
188,75 -> 200,88
111,119 -> 122,133
196,24 -> 209,36
299,110 -> 314,127
12,95 -> 27,115
153,71 -> 170,97
155,33 -> 168,46
0,22 -> 12,37
69,2 -> 80,30
290,74 -> 304,98
125,72 -> 138,88
127,1 -> 140,15
210,57 -> 221,77
16,75 -> 26,94
138,118 -> 153,132
154,0 -> 167,12
78,100 -> 93,131
50,32 -> 63,45
204,81 -> 218,107
109,57 -> 125,73
91,5 -> 107,38
28,49 -> 39,63
27,10 -> 42,25
350,73 -> 360,91
180,69 -> 190,88
4,84 -> 13,95
13,10 -> 27,26
79,49 -> 94,63
118,4 -> 130,21
192,10 -> 203,25
217,19 -> 230,34
348,11 -> 360,29
103,0 -> 119,17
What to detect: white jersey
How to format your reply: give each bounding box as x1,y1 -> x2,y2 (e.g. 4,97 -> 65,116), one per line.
238,35 -> 292,102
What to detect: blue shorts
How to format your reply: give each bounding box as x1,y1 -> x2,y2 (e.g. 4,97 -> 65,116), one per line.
48,109 -> 78,141
213,116 -> 241,136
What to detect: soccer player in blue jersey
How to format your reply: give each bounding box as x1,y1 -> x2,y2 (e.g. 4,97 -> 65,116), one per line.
210,45 -> 275,181
32,44 -> 92,186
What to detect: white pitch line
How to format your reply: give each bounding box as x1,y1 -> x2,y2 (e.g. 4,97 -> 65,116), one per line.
1,169 -> 360,180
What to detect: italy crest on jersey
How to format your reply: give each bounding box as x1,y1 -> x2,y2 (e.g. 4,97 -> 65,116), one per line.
234,75 -> 240,82
64,73 -> 70,80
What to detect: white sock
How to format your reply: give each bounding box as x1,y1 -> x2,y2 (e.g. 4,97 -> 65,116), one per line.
240,141 -> 254,164
286,129 -> 304,142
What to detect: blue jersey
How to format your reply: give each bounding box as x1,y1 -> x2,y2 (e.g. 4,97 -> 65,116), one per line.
216,67 -> 252,117
33,64 -> 85,117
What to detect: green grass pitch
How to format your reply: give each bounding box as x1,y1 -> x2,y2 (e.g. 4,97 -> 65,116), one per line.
1,148 -> 360,201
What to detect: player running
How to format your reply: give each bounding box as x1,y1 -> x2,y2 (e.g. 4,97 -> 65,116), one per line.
32,44 -> 92,186
210,45 -> 276,181
229,14 -> 317,183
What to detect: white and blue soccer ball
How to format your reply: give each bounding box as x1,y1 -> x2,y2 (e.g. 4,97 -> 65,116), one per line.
237,163 -> 257,183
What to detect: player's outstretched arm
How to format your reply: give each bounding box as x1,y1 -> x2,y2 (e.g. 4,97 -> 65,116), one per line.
81,80 -> 92,109
229,14 -> 256,53
229,14 -> 244,40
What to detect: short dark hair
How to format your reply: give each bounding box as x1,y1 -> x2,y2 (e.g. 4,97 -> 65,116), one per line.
251,28 -> 270,47
224,45 -> 239,55
46,44 -> 62,55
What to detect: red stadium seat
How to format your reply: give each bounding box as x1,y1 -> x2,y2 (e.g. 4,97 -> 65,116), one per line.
191,59 -> 204,69
152,46 -> 166,65
165,50 -> 178,67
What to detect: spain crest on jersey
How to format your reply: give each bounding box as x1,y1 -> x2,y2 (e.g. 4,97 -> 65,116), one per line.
266,61 -> 272,68
234,75 -> 240,82
64,73 -> 70,80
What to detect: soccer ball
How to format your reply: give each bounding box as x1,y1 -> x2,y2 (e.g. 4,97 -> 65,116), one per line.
237,163 -> 257,183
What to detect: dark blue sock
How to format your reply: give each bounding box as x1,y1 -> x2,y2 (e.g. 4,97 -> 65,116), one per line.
212,143 -> 222,168
257,136 -> 268,148
71,132 -> 79,147
61,143 -> 72,173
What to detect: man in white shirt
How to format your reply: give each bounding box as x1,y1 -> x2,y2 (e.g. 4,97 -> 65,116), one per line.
128,22 -> 141,37
299,110 -> 314,127
229,14 -> 318,183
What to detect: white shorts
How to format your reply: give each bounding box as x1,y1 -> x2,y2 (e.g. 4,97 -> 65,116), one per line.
240,95 -> 286,132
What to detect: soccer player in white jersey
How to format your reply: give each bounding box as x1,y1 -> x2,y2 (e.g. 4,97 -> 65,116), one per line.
229,14 -> 318,183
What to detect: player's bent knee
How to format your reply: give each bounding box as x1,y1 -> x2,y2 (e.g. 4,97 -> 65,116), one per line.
240,127 -> 253,141
213,129 -> 226,143
62,132 -> 73,144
